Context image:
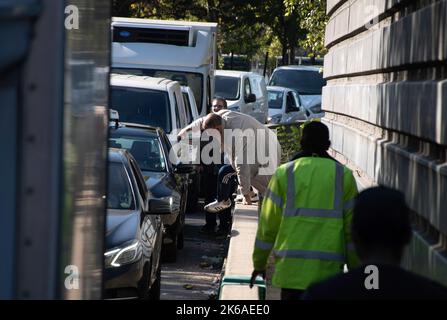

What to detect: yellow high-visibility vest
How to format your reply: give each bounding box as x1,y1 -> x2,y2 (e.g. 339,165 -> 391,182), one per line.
253,157 -> 359,290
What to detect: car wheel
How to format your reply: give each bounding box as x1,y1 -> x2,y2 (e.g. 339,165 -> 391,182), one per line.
138,263 -> 151,300
162,234 -> 177,263
149,265 -> 161,300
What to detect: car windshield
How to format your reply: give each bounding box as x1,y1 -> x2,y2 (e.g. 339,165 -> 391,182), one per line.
112,68 -> 203,114
107,162 -> 135,210
109,135 -> 166,172
215,76 -> 240,100
269,69 -> 326,95
267,90 -> 284,109
111,86 -> 172,133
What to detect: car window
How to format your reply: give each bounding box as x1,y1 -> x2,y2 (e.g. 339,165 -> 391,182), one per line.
111,86 -> 172,133
267,90 -> 284,109
250,77 -> 263,98
128,157 -> 148,203
182,92 -> 193,124
173,92 -> 182,130
107,162 -> 135,210
292,91 -> 302,106
109,135 -> 167,172
215,76 -> 240,101
269,69 -> 326,95
286,92 -> 297,109
244,78 -> 252,98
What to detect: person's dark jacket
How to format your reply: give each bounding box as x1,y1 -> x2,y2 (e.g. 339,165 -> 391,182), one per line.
302,264 -> 447,300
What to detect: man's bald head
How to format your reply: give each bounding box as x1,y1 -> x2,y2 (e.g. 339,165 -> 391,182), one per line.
202,113 -> 224,130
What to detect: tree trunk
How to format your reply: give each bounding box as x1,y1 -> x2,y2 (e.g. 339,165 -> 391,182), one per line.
289,46 -> 295,65
263,51 -> 269,77
281,45 -> 287,66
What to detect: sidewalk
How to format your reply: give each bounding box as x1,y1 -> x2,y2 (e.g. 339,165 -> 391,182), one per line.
220,203 -> 280,300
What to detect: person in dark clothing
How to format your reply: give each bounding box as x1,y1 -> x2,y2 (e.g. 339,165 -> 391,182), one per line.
200,98 -> 233,235
302,186 -> 447,300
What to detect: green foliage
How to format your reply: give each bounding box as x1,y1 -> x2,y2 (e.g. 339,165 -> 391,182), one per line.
112,0 -> 328,63
285,0 -> 328,57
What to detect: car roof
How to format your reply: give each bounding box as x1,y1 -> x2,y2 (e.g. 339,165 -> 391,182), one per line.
110,73 -> 178,90
109,123 -> 161,136
266,85 -> 291,92
215,70 -> 258,77
273,65 -> 323,72
108,148 -> 130,163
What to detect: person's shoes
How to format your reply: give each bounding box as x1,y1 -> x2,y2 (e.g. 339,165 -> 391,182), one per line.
204,199 -> 232,213
199,225 -> 216,235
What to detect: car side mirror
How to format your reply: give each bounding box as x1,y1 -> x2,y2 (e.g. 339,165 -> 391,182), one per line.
174,163 -> 195,174
148,198 -> 172,215
245,93 -> 256,103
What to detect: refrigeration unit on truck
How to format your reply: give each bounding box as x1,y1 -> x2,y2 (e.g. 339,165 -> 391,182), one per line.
111,17 -> 218,117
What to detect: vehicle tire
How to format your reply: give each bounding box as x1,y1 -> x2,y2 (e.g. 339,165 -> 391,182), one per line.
138,263 -> 151,300
177,230 -> 184,250
149,265 -> 161,300
162,234 -> 177,263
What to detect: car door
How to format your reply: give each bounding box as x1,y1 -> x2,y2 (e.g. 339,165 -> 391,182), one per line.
128,157 -> 162,279
249,75 -> 268,123
241,76 -> 255,116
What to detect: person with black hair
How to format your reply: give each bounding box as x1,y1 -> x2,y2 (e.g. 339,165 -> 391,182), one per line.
302,186 -> 447,300
251,121 -> 359,300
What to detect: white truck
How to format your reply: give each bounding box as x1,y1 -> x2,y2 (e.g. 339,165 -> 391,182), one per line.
111,17 -> 218,117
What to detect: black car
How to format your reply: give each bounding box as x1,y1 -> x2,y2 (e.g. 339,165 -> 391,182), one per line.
105,148 -> 165,299
109,122 -> 194,262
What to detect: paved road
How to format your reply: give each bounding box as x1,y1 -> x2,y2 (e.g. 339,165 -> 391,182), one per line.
160,211 -> 230,300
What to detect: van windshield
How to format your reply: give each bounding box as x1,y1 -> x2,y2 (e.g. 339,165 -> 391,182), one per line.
111,86 -> 172,133
215,76 -> 240,100
269,69 -> 326,95
112,68 -> 203,114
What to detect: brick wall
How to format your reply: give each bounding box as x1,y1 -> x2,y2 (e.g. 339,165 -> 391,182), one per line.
323,0 -> 447,284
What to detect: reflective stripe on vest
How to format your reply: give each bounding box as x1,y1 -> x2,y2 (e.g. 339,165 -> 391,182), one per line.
284,161 -> 344,218
255,239 -> 274,251
265,188 -> 284,208
273,249 -> 345,262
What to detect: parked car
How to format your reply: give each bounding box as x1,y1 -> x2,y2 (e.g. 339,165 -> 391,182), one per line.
104,148 -> 163,300
109,118 -> 195,262
268,65 -> 326,114
267,86 -> 307,124
267,86 -> 326,124
215,70 -> 268,123
181,86 -> 200,124
110,73 -> 188,144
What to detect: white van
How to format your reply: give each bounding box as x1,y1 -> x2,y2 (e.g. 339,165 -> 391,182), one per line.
111,18 -> 218,117
214,70 -> 268,123
110,74 -> 188,143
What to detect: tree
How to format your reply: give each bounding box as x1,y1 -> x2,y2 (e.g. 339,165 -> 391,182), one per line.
285,0 -> 328,58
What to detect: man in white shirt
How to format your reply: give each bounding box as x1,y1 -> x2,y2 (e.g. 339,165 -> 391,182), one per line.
178,109 -> 281,212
